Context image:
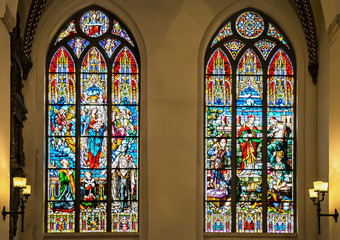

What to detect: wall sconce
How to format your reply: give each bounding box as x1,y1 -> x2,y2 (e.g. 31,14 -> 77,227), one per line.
309,181 -> 338,234
2,177 -> 31,232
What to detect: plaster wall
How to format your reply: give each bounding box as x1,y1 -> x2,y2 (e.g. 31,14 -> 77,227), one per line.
0,0 -> 17,239
21,0 -> 316,240
328,25 -> 340,240
0,19 -> 11,240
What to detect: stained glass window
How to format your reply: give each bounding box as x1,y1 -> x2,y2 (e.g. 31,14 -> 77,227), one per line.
205,9 -> 295,234
47,7 -> 140,233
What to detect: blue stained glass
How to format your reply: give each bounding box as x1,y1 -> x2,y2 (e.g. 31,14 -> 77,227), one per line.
49,137 -> 76,168
254,40 -> 276,60
99,38 -> 121,58
68,38 -> 90,58
112,137 -> 138,167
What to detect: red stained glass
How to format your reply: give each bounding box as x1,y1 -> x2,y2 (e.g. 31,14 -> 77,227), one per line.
50,47 -> 75,73
237,49 -> 262,75
268,49 -> 293,76
82,47 -> 107,73
206,49 -> 231,75
113,47 -> 138,74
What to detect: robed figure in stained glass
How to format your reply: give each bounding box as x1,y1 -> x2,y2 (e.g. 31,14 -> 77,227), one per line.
51,159 -> 76,212
84,108 -> 106,168
238,114 -> 262,171
112,140 -> 136,212
267,116 -> 291,169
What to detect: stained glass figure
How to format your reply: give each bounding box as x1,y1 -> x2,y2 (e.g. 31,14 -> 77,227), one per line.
113,47 -> 139,104
80,137 -> 108,169
224,40 -> 245,59
80,10 -> 109,37
48,137 -> 76,168
99,38 -> 121,58
211,22 -> 233,47
112,138 -> 138,170
48,165 -> 76,212
112,106 -> 138,137
236,12 -> 264,39
68,38 -> 89,58
206,138 -> 232,169
81,74 -> 107,104
82,47 -> 107,73
55,20 -> 77,44
254,40 -> 276,60
267,23 -> 289,48
80,169 -> 107,201
205,107 -> 232,138
205,9 -> 295,234
112,20 -> 134,46
49,105 -> 76,136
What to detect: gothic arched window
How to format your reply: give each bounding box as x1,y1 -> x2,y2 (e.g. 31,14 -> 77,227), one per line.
204,9 -> 295,233
46,6 -> 140,233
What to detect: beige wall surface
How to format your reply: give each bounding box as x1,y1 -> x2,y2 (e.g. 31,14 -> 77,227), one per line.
0,20 -> 11,240
0,0 -> 17,239
16,0 -> 326,240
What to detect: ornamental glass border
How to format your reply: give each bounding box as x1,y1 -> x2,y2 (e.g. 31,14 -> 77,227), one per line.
45,6 -> 140,233
204,8 -> 296,234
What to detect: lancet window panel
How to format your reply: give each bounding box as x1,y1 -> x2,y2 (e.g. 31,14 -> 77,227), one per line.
46,6 -> 140,233
204,8 -> 296,234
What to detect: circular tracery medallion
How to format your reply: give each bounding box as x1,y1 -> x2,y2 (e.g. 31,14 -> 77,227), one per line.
80,10 -> 109,37
236,12 -> 264,39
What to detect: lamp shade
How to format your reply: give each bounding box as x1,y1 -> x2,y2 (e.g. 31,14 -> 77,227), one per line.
309,188 -> 318,199
13,177 -> 27,188
314,181 -> 328,192
23,185 -> 31,196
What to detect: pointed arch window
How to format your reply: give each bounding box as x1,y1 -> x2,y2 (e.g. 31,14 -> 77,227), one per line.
204,9 -> 295,233
46,7 -> 140,233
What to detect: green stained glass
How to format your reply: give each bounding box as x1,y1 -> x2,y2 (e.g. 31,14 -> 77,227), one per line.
205,107 -> 232,138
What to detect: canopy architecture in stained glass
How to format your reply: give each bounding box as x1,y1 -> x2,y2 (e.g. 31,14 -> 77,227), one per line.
46,7 -> 140,233
205,9 -> 295,234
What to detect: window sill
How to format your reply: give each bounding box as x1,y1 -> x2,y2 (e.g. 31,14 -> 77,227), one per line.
204,233 -> 298,239
44,232 -> 139,239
